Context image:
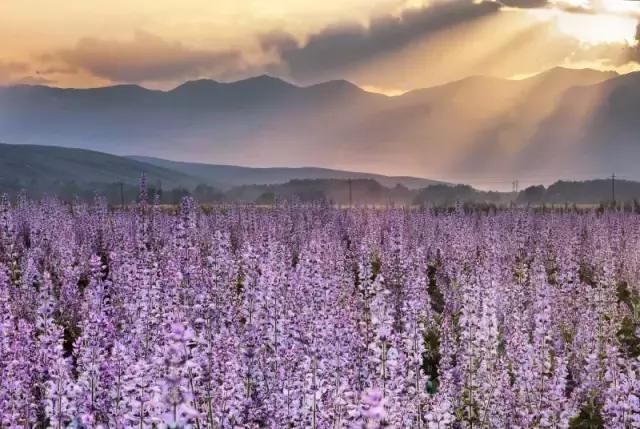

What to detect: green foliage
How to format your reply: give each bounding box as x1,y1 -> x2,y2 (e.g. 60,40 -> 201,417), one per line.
352,262 -> 361,290
413,184 -> 511,206
517,185 -> 546,204
62,323 -> 82,361
235,271 -> 245,297
617,281 -> 633,308
255,192 -> 275,205
578,262 -> 597,288
427,262 -> 445,315
422,325 -> 441,394
193,183 -> 223,202
569,399 -> 604,429
77,274 -> 89,294
615,281 -> 640,358
455,388 -> 481,427
370,253 -> 381,282
617,316 -> 640,358
617,281 -> 640,316
422,259 -> 445,395
545,252 -> 559,286
560,323 -> 576,345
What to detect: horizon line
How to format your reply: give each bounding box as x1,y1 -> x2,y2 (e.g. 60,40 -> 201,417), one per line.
0,65 -> 630,97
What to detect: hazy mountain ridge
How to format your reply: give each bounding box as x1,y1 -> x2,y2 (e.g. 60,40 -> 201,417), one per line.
1,142 -> 640,206
0,142 -> 440,202
0,142 -> 198,188
130,155 -> 443,190
0,67 -> 629,181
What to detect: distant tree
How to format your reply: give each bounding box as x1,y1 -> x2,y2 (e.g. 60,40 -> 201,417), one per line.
294,189 -> 326,202
256,192 -> 275,205
517,185 -> 546,204
167,188 -> 191,205
193,184 -> 224,203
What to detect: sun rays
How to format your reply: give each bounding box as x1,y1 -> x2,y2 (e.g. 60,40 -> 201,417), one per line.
531,7 -> 639,45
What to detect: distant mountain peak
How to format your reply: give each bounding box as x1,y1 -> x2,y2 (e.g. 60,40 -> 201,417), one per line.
89,83 -> 152,94
2,67 -> 638,185
526,66 -> 618,86
170,79 -> 221,93
237,74 -> 291,84
168,74 -> 299,99
305,79 -> 365,93
541,66 -> 617,77
228,74 -> 299,91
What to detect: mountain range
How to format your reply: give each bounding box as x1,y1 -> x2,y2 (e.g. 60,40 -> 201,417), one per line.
1,67 -> 636,183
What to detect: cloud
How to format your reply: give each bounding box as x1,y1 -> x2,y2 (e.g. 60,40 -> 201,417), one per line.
263,0 -> 501,82
499,0 -> 549,9
0,61 -> 29,84
54,31 -> 245,84
620,21 -> 640,63
0,62 -> 55,86
35,66 -> 78,76
9,76 -> 55,86
627,22 -> 640,63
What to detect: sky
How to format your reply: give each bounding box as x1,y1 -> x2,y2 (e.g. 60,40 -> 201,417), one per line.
1,0 -> 639,93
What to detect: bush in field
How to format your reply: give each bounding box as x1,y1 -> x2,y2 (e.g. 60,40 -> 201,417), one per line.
0,190 -> 639,428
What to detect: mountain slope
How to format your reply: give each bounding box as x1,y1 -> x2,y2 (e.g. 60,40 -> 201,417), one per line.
0,142 -> 199,188
0,68 -> 634,182
130,156 -> 443,190
0,142 -> 442,199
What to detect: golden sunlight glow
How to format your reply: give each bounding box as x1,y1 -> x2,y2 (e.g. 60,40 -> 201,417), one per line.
558,14 -> 637,44
552,0 -> 640,14
1,0 -> 639,88
360,85 -> 408,96
593,0 -> 640,15
531,7 -> 639,44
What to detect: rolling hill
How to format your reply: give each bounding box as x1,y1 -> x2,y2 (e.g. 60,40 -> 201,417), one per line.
0,143 -> 442,203
3,142 -> 640,206
0,142 -> 199,188
130,156 -> 443,190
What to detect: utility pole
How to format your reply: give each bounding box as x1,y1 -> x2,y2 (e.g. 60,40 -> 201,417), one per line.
510,180 -> 519,209
120,182 -> 125,209
611,173 -> 616,205
348,178 -> 353,207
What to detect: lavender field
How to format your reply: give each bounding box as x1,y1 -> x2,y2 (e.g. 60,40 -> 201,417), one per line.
1,194 -> 639,428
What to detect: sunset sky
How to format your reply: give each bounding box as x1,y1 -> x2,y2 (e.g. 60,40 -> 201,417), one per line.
1,0 -> 639,93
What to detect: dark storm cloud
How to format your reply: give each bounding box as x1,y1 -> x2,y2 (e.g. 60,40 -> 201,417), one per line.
55,31 -> 244,83
263,0 -> 501,82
